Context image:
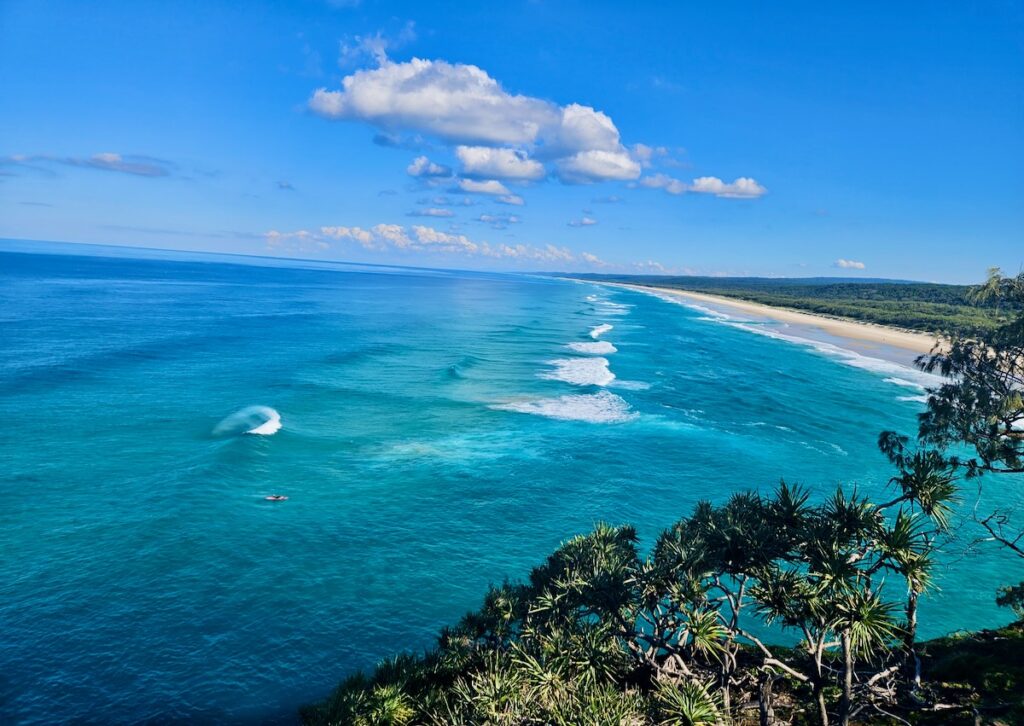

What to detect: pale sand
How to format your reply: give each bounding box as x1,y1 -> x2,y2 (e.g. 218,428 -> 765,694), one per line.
607,283 -> 944,357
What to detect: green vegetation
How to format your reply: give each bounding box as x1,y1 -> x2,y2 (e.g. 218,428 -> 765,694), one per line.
566,274 -> 1017,335
304,271 -> 1024,724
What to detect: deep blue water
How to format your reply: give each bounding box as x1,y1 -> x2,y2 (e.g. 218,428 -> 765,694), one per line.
0,242 -> 1019,723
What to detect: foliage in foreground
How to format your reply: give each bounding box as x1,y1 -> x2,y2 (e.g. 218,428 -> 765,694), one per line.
301,451 -> 1014,726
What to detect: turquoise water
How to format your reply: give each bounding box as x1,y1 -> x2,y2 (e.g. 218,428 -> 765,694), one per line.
1,242 -> 1019,723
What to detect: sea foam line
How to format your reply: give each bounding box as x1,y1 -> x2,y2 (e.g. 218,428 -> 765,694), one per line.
568,341 -> 617,354
635,287 -> 947,390
540,357 -> 615,386
492,390 -> 636,423
590,323 -> 613,339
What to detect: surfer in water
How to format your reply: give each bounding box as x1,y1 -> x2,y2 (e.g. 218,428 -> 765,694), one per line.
265,495 -> 288,501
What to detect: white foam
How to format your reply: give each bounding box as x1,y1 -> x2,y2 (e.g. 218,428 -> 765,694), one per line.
723,321 -> 946,389
493,390 -> 636,423
598,301 -> 632,315
213,405 -> 282,436
898,395 -> 930,404
590,323 -> 613,339
568,341 -> 617,354
540,357 -> 615,386
611,380 -> 651,390
884,377 -> 925,390
635,286 -> 947,390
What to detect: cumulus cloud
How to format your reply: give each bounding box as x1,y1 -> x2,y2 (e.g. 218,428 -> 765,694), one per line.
310,58 -> 554,147
557,150 -> 641,184
2,152 -> 172,177
309,58 -> 645,183
639,173 -> 688,195
406,155 -> 452,178
568,216 -> 598,227
689,176 -> 767,199
580,252 -> 608,267
458,178 -> 511,195
834,258 -> 866,270
630,143 -> 668,167
639,173 -> 767,199
456,146 -> 545,180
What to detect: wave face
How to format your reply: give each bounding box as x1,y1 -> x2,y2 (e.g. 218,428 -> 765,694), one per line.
540,357 -> 615,386
567,340 -> 617,354
213,405 -> 282,436
1,245 -> 1012,725
493,391 -> 635,423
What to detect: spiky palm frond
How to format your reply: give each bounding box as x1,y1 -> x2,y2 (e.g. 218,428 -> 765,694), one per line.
654,677 -> 722,726
834,589 -> 899,658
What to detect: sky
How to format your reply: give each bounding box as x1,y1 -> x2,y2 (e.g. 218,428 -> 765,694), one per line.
1,1 -> 1021,283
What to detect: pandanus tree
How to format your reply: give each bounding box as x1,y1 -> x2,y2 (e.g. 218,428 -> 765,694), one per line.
884,268 -> 1024,619
303,467 -> 958,726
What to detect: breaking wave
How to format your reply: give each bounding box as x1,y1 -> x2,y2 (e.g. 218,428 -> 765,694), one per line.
568,341 -> 617,354
540,357 -> 615,386
492,390 -> 636,423
213,405 -> 282,436
589,324 -> 613,339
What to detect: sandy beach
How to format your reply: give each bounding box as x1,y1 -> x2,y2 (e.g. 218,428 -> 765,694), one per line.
606,283 -> 944,367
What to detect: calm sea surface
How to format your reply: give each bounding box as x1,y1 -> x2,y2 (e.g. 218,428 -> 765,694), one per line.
1,241 -> 1019,723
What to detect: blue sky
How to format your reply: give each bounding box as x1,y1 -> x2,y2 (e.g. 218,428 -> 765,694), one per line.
1,1 -> 1021,282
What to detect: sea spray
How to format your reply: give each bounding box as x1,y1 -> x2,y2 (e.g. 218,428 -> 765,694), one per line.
213,405 -> 282,436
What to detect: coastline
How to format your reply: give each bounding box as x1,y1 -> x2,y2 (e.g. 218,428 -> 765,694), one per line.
601,282 -> 944,369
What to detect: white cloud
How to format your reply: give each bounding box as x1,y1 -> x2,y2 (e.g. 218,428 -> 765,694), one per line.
338,22 -> 416,67
580,252 -> 608,267
265,223 -> 577,265
689,176 -> 767,199
639,174 -> 767,199
310,58 -> 555,147
834,258 -> 866,270
568,216 -> 598,227
406,155 -> 452,178
456,146 -> 545,180
320,225 -> 379,249
496,194 -> 524,206
556,149 -> 641,183
309,58 -> 651,183
630,143 -> 668,167
639,173 -> 688,195
479,213 -> 521,229
458,178 -> 511,195
3,152 -> 172,177
408,207 -> 454,217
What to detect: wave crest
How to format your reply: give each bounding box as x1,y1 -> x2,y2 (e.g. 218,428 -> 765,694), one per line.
213,405 -> 282,436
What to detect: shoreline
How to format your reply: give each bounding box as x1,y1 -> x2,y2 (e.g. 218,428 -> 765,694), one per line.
601,282 -> 943,369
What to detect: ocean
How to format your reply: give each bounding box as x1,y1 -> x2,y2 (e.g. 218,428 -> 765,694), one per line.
0,241 -> 1018,723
